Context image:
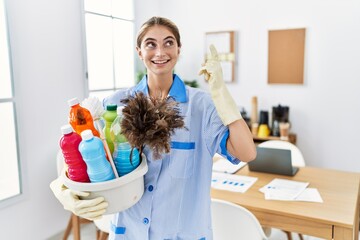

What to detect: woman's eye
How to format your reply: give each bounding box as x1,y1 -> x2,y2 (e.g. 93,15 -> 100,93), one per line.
165,40 -> 174,47
145,42 -> 156,48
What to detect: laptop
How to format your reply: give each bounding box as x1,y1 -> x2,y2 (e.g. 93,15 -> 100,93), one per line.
248,147 -> 299,176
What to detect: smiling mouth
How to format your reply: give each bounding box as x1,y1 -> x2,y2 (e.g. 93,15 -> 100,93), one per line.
152,59 -> 170,64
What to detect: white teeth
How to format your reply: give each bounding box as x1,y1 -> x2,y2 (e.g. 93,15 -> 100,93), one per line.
153,60 -> 168,64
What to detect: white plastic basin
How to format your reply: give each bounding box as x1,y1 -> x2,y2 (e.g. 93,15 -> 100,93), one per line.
62,155 -> 148,214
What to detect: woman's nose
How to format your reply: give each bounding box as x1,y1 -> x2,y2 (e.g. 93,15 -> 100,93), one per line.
155,46 -> 165,57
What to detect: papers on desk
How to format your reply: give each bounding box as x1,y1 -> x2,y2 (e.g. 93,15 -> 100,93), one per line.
295,188 -> 323,203
212,153 -> 247,174
260,178 -> 323,203
211,172 -> 257,193
260,178 -> 309,200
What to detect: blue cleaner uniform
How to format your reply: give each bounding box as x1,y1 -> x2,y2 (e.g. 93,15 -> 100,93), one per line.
103,74 -> 241,240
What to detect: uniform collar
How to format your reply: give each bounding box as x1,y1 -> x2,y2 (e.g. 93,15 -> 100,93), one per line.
133,74 -> 188,103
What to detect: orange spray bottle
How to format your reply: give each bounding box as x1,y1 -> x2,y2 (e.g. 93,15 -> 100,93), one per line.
68,97 -> 100,137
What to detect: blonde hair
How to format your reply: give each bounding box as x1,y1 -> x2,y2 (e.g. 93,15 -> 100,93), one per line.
136,16 -> 181,48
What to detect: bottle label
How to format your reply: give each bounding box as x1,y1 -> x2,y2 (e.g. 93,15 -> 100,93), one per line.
112,124 -> 121,135
76,108 -> 86,124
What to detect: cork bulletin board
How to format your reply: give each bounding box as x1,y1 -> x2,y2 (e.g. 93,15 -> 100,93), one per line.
268,28 -> 306,84
205,31 -> 236,82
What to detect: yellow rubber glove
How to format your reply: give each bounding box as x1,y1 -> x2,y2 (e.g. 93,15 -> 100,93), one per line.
50,176 -> 108,220
199,44 -> 242,125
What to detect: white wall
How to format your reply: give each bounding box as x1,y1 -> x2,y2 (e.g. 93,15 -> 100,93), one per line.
155,0 -> 360,171
134,0 -> 161,71
1,0 -> 86,239
0,0 -> 359,239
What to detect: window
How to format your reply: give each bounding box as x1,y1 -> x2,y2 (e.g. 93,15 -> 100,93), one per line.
83,0 -> 135,100
0,0 -> 21,203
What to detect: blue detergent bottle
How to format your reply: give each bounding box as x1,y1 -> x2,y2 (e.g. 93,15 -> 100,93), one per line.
113,142 -> 140,176
110,106 -> 140,176
79,129 -> 115,182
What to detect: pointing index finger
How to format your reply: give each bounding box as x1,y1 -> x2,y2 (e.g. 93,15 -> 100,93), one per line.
208,44 -> 219,60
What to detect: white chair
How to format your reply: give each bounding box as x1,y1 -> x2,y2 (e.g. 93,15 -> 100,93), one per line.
94,214 -> 113,240
258,140 -> 305,240
211,198 -> 268,240
258,140 -> 305,167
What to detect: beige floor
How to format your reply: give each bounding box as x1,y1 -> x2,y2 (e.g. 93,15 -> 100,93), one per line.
48,222 -> 325,240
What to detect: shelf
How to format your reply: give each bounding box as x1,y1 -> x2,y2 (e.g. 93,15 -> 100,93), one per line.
253,133 -> 297,145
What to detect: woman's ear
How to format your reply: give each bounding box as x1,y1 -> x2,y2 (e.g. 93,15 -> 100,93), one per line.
136,47 -> 143,60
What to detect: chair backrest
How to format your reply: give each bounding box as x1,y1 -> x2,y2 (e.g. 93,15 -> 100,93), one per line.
93,213 -> 113,234
258,140 -> 305,167
211,199 -> 268,240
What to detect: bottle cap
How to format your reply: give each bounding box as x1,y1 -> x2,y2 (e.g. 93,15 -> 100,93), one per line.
81,129 -> 94,140
106,104 -> 117,111
117,106 -> 125,115
61,124 -> 73,135
68,97 -> 79,107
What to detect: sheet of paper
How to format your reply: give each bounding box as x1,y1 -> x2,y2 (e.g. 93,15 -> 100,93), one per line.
213,154 -> 247,174
295,188 -> 323,203
260,178 -> 309,201
211,172 -> 257,193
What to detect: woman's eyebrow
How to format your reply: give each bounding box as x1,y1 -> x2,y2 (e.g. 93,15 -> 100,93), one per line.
144,37 -> 156,42
144,36 -> 175,42
164,36 -> 175,41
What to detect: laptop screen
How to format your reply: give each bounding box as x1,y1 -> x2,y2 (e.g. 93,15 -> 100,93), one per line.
248,147 -> 299,176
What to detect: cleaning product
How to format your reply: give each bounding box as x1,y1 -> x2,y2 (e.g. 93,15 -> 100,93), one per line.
110,106 -> 127,144
110,106 -> 140,176
59,124 -> 90,183
79,129 -> 115,182
103,104 -> 117,154
113,142 -> 140,176
81,96 -> 119,178
68,97 -> 100,138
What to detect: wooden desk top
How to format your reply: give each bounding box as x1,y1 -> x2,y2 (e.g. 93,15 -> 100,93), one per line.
211,165 -> 360,233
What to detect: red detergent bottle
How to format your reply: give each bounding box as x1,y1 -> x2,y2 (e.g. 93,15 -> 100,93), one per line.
59,124 -> 90,182
68,97 -> 100,138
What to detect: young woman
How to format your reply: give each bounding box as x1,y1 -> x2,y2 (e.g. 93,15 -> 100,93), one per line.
51,16 -> 256,240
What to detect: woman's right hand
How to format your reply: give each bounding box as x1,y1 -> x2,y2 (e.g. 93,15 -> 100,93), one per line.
49,176 -> 108,220
198,44 -> 242,126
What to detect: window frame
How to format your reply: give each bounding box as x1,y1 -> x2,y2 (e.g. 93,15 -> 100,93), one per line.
0,0 -> 23,208
81,0 -> 137,99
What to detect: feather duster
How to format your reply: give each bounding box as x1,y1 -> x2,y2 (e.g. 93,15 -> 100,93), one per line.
120,92 -> 185,160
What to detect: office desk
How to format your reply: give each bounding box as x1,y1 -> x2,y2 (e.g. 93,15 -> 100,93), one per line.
211,165 -> 360,240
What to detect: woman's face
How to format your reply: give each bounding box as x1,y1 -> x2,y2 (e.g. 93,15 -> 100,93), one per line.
137,25 -> 180,77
